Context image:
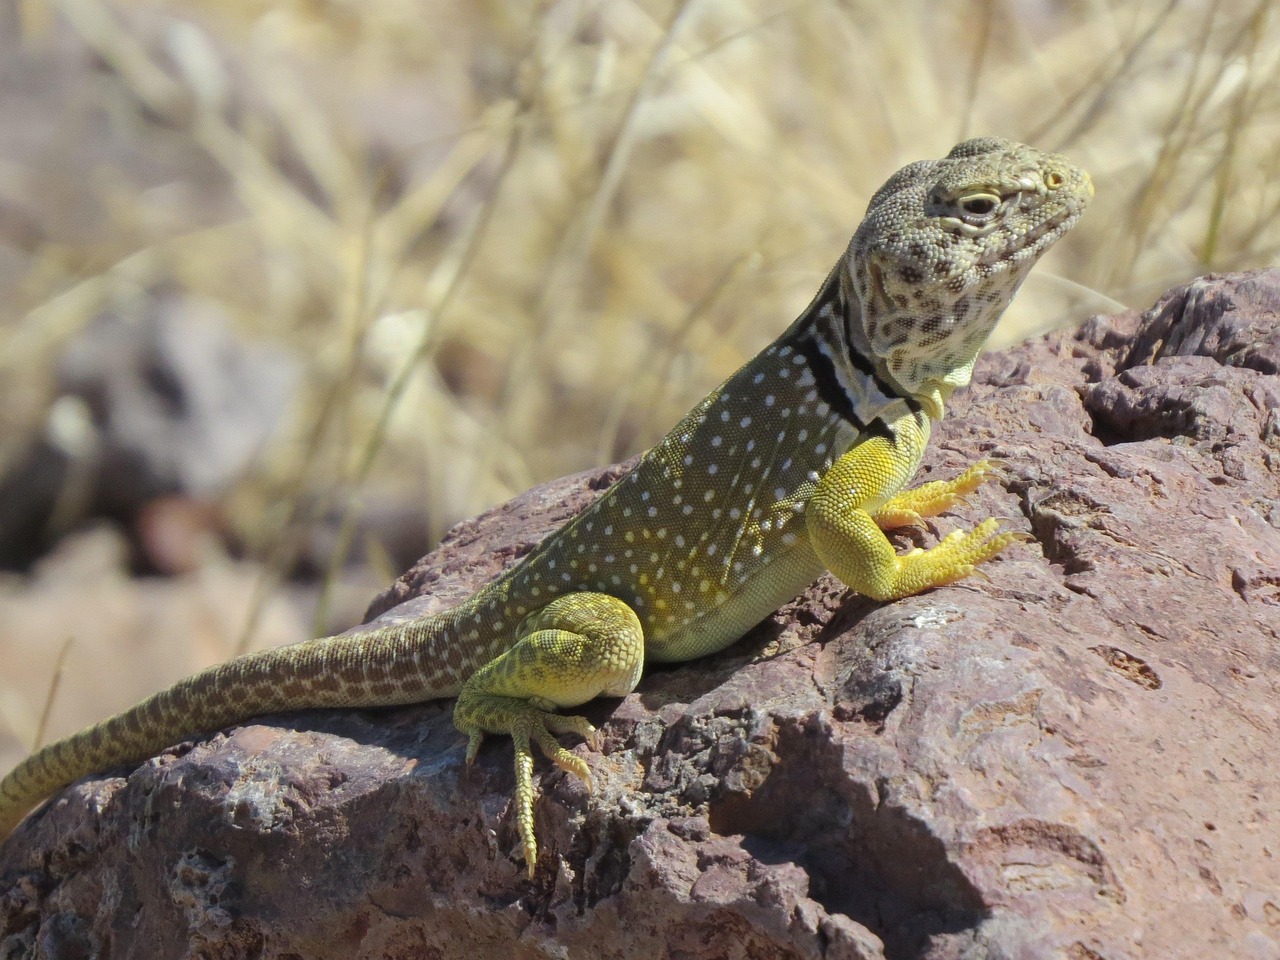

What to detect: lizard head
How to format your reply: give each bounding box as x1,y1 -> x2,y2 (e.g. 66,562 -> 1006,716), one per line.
843,137 -> 1092,417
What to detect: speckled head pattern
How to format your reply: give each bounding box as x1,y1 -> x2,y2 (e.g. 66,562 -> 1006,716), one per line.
842,137 -> 1093,412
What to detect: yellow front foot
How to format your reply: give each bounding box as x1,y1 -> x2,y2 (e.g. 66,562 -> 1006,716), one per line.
887,518 -> 1030,599
813,509 -> 1028,604
874,459 -> 1004,530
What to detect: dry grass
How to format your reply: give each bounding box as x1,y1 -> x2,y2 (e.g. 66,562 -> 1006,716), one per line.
1,0 -> 1277,753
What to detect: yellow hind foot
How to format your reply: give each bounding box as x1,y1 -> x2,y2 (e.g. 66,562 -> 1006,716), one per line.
874,459 -> 1006,530
457,692 -> 598,878
452,592 -> 645,877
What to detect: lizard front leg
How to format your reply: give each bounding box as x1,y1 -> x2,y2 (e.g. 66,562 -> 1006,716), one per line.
453,592 -> 644,877
806,410 -> 1021,602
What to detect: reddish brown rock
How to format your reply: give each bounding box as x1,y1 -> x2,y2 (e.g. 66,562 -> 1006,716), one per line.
2,272 -> 1278,959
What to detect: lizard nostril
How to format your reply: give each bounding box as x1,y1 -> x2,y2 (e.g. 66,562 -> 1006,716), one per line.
1044,171 -> 1065,189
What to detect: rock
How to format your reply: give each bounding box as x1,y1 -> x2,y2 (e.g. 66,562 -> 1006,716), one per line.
55,293 -> 299,511
0,291 -> 298,571
2,272 -> 1278,959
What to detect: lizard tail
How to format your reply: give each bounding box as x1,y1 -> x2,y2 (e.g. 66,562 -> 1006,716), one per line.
0,614 -> 469,842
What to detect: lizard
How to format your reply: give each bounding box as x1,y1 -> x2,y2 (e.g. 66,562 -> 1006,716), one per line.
0,137 -> 1091,876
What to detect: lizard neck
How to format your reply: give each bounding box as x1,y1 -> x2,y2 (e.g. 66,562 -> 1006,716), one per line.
774,263 -> 938,432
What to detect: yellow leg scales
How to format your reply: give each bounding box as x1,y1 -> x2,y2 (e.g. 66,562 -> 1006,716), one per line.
453,593 -> 644,877
807,414 -> 1023,602
873,459 -> 1004,529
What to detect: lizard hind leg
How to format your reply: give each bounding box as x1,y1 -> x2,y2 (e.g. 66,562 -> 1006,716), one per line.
452,592 -> 645,878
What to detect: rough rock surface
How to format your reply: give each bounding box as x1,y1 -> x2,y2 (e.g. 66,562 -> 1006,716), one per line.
2,272 -> 1278,960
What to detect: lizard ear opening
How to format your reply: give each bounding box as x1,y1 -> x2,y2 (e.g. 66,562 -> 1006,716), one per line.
865,257 -> 895,317
859,254 -> 905,353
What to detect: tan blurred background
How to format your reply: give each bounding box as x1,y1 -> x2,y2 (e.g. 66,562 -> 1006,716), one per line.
0,0 -> 1276,772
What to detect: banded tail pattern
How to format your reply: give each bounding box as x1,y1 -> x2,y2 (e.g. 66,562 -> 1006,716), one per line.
0,612 -> 486,838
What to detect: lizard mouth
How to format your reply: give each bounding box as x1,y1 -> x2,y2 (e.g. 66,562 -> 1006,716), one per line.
984,194 -> 1086,266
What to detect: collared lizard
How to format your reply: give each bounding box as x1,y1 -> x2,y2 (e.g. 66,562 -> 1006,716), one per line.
0,138 -> 1092,876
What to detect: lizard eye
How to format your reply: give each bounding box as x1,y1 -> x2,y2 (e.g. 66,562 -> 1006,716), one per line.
958,193 -> 1000,218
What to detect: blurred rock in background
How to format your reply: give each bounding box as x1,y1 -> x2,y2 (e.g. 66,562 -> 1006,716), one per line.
0,291 -> 298,572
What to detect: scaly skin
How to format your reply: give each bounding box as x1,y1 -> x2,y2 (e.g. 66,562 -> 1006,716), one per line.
0,138 -> 1092,875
